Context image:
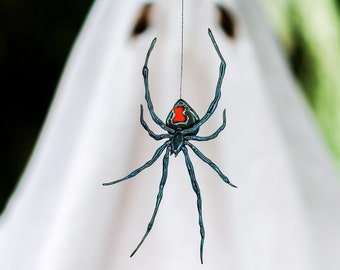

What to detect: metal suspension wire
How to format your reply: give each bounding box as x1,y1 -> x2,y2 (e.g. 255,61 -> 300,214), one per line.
179,0 -> 184,99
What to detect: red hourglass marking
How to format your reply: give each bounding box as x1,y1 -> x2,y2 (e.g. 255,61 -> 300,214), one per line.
173,106 -> 186,123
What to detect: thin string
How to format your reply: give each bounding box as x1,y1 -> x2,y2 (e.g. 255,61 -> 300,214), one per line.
179,0 -> 184,99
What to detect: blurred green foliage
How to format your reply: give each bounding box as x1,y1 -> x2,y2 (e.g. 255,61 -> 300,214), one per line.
262,0 -> 340,171
0,0 -> 94,213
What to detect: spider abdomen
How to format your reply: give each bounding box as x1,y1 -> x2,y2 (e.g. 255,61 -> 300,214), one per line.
166,99 -> 200,134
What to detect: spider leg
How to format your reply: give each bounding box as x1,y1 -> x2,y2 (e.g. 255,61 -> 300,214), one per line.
182,146 -> 205,264
183,29 -> 226,135
102,141 -> 170,186
190,109 -> 226,141
130,146 -> 170,257
140,105 -> 170,140
143,38 -> 174,133
185,141 -> 237,188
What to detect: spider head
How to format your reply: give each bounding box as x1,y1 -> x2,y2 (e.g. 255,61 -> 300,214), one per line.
170,130 -> 184,156
166,99 -> 200,135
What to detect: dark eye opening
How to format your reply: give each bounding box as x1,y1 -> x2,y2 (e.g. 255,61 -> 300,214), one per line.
216,4 -> 236,39
131,3 -> 153,37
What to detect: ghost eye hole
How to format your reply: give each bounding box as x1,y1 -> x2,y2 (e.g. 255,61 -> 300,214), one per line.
216,4 -> 236,39
131,3 -> 153,37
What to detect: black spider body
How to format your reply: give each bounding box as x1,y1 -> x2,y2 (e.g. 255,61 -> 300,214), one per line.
103,29 -> 236,264
166,99 -> 200,155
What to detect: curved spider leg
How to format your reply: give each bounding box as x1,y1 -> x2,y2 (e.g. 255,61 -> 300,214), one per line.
102,141 -> 170,186
190,109 -> 226,141
183,28 -> 226,136
143,38 -> 175,134
140,104 -> 171,140
185,141 -> 237,188
182,146 -> 205,264
130,146 -> 170,257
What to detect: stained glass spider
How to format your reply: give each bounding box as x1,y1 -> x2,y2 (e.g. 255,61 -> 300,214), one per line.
103,28 -> 236,264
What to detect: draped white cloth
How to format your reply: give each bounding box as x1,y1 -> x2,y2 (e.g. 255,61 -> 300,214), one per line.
1,0 -> 339,269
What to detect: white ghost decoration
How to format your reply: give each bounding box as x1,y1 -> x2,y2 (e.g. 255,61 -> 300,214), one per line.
1,0 -> 339,269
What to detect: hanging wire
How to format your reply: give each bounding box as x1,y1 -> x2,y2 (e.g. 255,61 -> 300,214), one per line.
179,0 -> 184,99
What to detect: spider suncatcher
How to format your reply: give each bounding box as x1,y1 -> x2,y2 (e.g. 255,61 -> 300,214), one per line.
103,28 -> 236,264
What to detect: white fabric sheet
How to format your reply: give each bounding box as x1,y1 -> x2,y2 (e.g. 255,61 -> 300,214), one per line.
1,0 -> 339,269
